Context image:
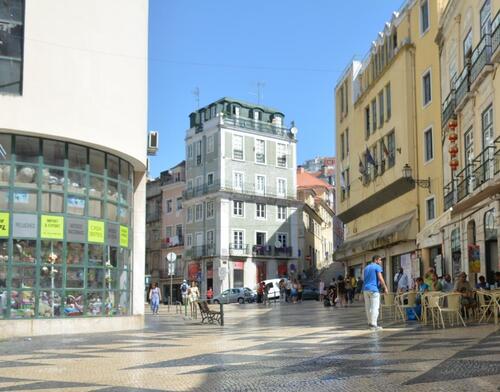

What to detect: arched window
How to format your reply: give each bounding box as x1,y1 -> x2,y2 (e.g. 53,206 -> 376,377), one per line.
484,209 -> 496,240
467,220 -> 476,244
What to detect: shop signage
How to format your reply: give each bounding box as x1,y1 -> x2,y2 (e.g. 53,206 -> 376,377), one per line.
40,215 -> 64,239
233,261 -> 244,270
468,244 -> 480,273
0,212 -> 9,237
107,223 -> 119,247
88,220 -> 105,243
12,213 -> 37,238
120,225 -> 129,248
66,218 -> 86,242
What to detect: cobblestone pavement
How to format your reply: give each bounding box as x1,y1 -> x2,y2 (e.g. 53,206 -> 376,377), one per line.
0,301 -> 499,392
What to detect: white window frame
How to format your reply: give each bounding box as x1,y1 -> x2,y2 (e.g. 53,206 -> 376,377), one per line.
256,174 -> 266,195
276,143 -> 287,167
186,234 -> 193,248
423,126 -> 434,163
277,232 -> 288,248
256,203 -> 266,220
420,0 -> 430,36
232,134 -> 244,161
195,176 -> 203,192
422,68 -> 432,107
176,197 -> 182,211
187,179 -> 193,190
255,138 -> 266,164
166,199 -> 173,214
277,205 -> 287,221
425,195 -> 436,222
165,226 -> 173,238
195,140 -> 202,165
206,230 -> 215,245
233,171 -> 244,191
207,135 -> 214,154
187,144 -> 193,159
207,172 -> 214,186
187,206 -> 193,223
206,200 -> 214,219
232,229 -> 244,249
276,177 -> 286,197
255,231 -> 267,247
232,200 -> 244,217
195,203 -> 203,222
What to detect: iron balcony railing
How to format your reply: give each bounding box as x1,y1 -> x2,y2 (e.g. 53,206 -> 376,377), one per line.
182,180 -> 221,200
470,33 -> 492,85
454,65 -> 470,109
161,237 -> 184,249
228,244 -> 294,257
223,114 -> 294,140
492,11 -> 500,56
229,243 -> 251,256
185,244 -> 216,259
443,136 -> 500,209
441,89 -> 456,128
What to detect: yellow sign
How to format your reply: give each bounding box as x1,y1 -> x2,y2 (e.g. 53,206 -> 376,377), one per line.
40,215 -> 64,239
0,212 -> 9,237
88,220 -> 105,243
120,225 -> 129,248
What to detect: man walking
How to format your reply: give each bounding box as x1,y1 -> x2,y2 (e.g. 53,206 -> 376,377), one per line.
394,267 -> 409,293
363,255 -> 388,330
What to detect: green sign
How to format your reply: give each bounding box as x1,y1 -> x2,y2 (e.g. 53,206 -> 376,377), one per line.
120,225 -> 129,248
0,212 -> 9,237
88,220 -> 105,243
40,215 -> 64,239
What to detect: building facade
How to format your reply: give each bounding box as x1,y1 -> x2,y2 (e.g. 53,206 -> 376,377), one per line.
0,1 -> 148,338
183,98 -> 299,295
334,0 -> 448,289
437,0 -> 499,283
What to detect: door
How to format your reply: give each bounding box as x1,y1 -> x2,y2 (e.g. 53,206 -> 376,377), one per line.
195,232 -> 203,257
485,241 -> 498,284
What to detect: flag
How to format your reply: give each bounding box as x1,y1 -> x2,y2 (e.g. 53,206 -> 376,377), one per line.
381,139 -> 390,156
358,156 -> 366,174
365,147 -> 377,167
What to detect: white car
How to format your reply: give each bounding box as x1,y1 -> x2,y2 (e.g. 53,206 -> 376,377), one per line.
261,278 -> 287,299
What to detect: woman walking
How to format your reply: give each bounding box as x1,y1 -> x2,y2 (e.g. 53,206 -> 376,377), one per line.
189,281 -> 200,317
149,282 -> 161,315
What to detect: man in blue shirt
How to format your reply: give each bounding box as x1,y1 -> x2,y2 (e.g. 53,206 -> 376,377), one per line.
363,255 -> 388,330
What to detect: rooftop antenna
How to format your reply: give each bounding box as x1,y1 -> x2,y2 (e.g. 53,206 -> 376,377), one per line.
192,87 -> 200,109
256,81 -> 265,105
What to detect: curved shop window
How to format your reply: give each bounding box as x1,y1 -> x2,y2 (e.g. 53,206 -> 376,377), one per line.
0,133 -> 133,320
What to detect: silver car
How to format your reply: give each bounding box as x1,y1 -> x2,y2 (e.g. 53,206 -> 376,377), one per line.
212,288 -> 254,304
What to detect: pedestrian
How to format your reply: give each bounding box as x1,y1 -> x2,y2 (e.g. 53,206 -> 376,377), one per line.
336,276 -> 347,307
297,280 -> 303,302
257,281 -> 264,303
285,278 -> 292,302
206,287 -> 213,302
319,279 -> 325,302
264,281 -> 272,305
279,279 -> 286,303
188,281 -> 200,316
291,279 -> 298,303
329,278 -> 337,306
363,255 -> 388,330
349,275 -> 357,303
355,276 -> 364,301
394,267 -> 409,293
149,282 -> 161,315
180,280 -> 190,305
146,283 -> 152,304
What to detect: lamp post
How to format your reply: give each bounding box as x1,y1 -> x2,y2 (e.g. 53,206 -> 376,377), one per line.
402,164 -> 431,192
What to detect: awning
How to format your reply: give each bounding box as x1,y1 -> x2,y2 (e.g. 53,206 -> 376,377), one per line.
416,209 -> 451,249
334,212 -> 415,260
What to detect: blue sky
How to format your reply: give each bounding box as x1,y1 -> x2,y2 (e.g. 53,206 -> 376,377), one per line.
148,0 -> 404,177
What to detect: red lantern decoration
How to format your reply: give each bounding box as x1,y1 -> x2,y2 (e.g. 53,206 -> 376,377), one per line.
448,118 -> 458,130
449,143 -> 458,157
448,132 -> 458,142
450,158 -> 459,170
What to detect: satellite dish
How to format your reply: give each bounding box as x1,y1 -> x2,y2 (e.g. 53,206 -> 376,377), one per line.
290,126 -> 298,136
274,241 -> 282,248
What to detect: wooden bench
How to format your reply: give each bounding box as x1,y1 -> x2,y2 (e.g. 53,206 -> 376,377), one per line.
197,300 -> 223,325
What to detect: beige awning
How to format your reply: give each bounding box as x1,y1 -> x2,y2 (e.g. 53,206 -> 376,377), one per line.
334,212 -> 415,260
416,209 -> 451,249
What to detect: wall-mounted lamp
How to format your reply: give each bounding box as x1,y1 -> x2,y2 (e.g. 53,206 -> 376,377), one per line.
402,163 -> 431,192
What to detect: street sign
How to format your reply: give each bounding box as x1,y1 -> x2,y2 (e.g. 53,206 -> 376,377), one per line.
218,267 -> 228,280
168,262 -> 175,276
166,252 -> 177,262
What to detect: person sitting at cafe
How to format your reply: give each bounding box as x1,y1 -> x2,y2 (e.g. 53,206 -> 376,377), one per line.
476,275 -> 490,290
424,267 -> 435,287
493,271 -> 500,289
440,274 -> 454,292
415,277 -> 429,305
454,272 -> 476,316
430,273 -> 443,292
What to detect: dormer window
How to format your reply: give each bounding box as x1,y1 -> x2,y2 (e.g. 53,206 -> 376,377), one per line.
253,110 -> 262,121
232,105 -> 240,117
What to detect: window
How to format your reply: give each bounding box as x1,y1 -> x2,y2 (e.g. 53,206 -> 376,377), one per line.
378,91 -> 384,126
420,0 -> 430,34
187,206 -> 193,223
464,128 -> 474,171
176,197 -> 182,210
166,226 -> 172,238
206,201 -> 214,219
256,203 -> 266,219
0,0 -> 24,94
233,231 -> 243,249
371,99 -> 377,134
277,233 -> 287,248
482,105 -> 493,149
176,224 -> 183,239
387,131 -> 396,167
207,135 -> 214,154
345,128 -> 349,157
277,178 -> 286,197
166,199 -> 173,213
480,0 -> 491,38
233,200 -> 244,217
187,144 -> 193,159
233,171 -> 243,191
187,180 -> 193,190
424,127 -> 433,162
233,134 -> 243,160
365,106 -> 370,139
206,230 -> 215,245
207,173 -> 214,186
340,133 -> 345,160
385,84 -> 391,120
195,176 -> 203,192
255,139 -> 265,163
277,205 -> 287,220
463,29 -> 472,65
195,140 -> 202,165
186,234 -> 193,247
256,175 -> 265,194
422,70 -> 432,106
426,197 -> 436,221
195,203 -> 203,221
277,143 -> 287,167
253,110 -> 262,121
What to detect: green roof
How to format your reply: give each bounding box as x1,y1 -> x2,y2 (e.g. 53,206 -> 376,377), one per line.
197,97 -> 284,116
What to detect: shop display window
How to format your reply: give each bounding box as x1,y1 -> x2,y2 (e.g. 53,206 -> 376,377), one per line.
89,176 -> 104,198
42,140 -> 65,167
10,290 -> 35,319
39,266 -> 63,289
11,265 -> 35,288
67,196 -> 85,216
0,164 -> 11,186
41,192 -> 64,213
89,149 -> 105,175
67,242 -> 84,264
0,188 -> 8,210
37,290 -> 62,317
41,168 -> 64,191
66,267 -> 84,288
14,165 -> 37,188
13,190 -> 37,212
41,241 -> 63,264
15,136 -> 39,163
87,291 -> 104,316
88,268 -> 105,289
89,244 -> 104,265
13,240 -> 36,263
68,170 -> 87,195
107,202 -> 117,221
89,199 -> 104,218
107,155 -> 119,179
64,291 -> 84,316
68,144 -> 87,170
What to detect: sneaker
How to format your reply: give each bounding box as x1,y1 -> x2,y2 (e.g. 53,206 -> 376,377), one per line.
370,325 -> 383,331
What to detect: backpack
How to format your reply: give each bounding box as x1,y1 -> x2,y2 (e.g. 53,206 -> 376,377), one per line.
181,283 -> 188,294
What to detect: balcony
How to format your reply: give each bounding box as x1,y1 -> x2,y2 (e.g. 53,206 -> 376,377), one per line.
185,244 -> 216,259
183,180 -> 221,200
222,114 -> 295,141
492,11 -> 500,63
441,90 -> 456,128
220,181 -> 296,201
470,34 -> 493,90
454,65 -> 470,111
443,136 -> 500,209
161,236 -> 184,249
229,243 -> 251,256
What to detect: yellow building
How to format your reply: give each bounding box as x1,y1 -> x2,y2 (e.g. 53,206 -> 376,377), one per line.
436,0 -> 499,284
335,0 -> 448,289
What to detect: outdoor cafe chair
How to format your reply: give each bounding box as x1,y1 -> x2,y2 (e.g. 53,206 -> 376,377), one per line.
396,291 -> 419,321
434,293 -> 466,328
476,290 -> 493,324
422,291 -> 443,327
380,292 -> 396,321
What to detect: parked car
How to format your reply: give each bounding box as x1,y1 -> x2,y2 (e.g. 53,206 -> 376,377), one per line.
212,288 -> 254,304
261,278 -> 288,300
301,286 -> 320,301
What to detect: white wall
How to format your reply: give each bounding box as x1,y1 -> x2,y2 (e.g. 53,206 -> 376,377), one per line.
0,0 -> 148,169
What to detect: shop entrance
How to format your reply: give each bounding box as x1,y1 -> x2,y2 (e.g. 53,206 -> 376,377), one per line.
484,209 -> 498,284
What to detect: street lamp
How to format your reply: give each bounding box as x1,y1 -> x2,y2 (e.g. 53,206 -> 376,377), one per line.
402,164 -> 431,192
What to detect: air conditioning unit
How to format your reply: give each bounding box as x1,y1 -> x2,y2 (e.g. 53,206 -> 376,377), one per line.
147,131 -> 159,155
